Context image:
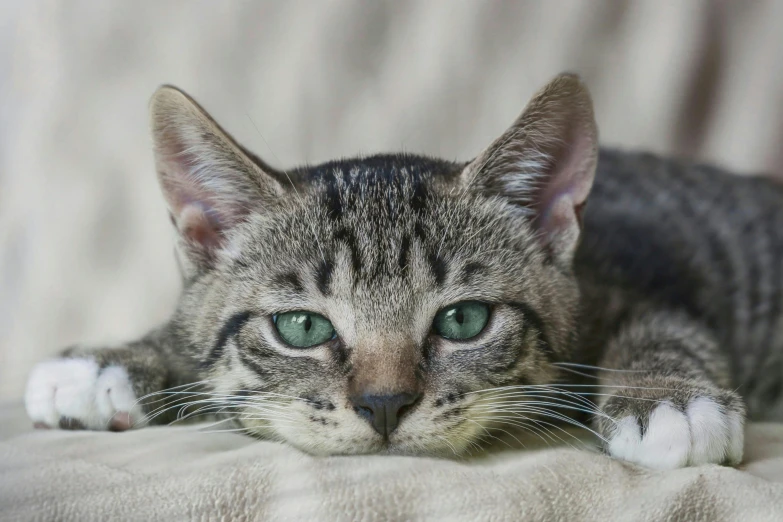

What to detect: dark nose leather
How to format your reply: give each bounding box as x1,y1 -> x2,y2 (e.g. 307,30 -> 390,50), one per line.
350,392 -> 421,437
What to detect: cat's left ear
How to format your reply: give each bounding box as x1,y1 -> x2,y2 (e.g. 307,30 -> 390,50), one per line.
150,86 -> 286,272
462,73 -> 598,265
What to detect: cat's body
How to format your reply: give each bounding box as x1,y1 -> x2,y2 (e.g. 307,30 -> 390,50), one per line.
24,75 -> 783,470
576,149 -> 783,421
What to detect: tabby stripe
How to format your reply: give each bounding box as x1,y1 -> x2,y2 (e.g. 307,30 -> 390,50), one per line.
334,227 -> 362,280
508,301 -> 554,358
410,175 -> 428,213
330,344 -> 350,372
238,350 -> 272,378
398,234 -> 410,273
200,311 -> 253,368
460,262 -> 486,285
273,272 -> 304,293
324,176 -> 343,219
428,252 -> 447,286
316,259 -> 334,296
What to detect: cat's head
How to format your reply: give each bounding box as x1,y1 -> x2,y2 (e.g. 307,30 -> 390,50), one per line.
150,74 -> 598,456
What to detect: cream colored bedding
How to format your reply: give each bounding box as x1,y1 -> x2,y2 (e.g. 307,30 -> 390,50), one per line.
1,402 -> 783,521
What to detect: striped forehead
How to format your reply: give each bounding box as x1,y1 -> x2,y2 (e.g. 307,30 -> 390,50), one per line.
258,155 -> 521,305
314,163 -> 445,287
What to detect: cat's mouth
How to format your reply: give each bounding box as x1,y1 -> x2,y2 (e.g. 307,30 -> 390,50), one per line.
230,393 -> 486,457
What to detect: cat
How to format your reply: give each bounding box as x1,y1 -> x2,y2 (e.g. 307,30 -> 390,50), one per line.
23,74 -> 783,470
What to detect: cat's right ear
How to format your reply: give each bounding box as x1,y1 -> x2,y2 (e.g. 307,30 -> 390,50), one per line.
149,86 -> 285,270
461,73 -> 599,267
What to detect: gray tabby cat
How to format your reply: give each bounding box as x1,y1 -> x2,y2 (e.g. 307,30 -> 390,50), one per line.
24,74 -> 783,470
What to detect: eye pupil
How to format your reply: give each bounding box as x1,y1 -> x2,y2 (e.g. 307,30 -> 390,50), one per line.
455,310 -> 464,324
304,316 -> 312,332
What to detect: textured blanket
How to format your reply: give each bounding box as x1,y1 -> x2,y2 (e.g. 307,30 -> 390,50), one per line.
1,402 -> 782,521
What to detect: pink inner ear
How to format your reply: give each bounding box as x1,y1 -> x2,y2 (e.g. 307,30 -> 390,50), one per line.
159,150 -> 233,254
158,131 -> 235,253
533,130 -> 594,234
536,193 -> 577,240
177,202 -> 223,252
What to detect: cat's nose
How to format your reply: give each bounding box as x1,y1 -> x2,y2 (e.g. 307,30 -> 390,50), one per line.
350,392 -> 421,437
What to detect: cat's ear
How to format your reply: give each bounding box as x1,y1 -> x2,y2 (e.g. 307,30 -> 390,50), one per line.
462,73 -> 598,265
150,86 -> 285,268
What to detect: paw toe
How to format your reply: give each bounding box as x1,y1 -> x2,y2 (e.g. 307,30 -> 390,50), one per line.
725,410 -> 744,465
607,415 -> 642,462
638,402 -> 690,470
687,397 -> 729,465
95,366 -> 144,429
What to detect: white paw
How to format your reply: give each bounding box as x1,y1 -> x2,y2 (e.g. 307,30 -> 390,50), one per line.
24,358 -> 145,431
607,399 -> 743,470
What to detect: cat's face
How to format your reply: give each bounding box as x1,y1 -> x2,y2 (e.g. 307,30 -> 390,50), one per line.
152,74 -> 598,455
191,161 -> 579,455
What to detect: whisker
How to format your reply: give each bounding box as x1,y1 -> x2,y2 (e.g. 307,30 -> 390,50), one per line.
451,424 -> 488,455
472,403 -> 609,442
526,418 -> 589,451
432,433 -> 460,457
469,389 -> 604,413
472,399 -> 605,423
476,399 -> 609,423
144,398 -> 241,425
465,383 -> 684,395
134,381 -> 210,409
460,413 -> 525,451
486,416 -> 557,449
140,389 -> 303,402
197,416 -> 237,430
553,362 -> 651,373
460,417 -> 517,450
475,413 -> 592,451
473,388 -> 667,407
553,366 -> 603,380
471,390 -> 601,411
494,408 -> 608,443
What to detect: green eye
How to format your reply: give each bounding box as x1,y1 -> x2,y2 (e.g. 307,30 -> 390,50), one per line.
273,311 -> 336,348
433,301 -> 490,340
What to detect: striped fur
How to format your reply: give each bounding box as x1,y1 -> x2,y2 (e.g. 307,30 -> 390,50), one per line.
25,75 -> 783,465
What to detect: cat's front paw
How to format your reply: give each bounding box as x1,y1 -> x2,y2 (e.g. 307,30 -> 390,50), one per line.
597,384 -> 745,470
24,358 -> 145,431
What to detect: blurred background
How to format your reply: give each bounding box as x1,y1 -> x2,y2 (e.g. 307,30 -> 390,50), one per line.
2,0 -> 783,400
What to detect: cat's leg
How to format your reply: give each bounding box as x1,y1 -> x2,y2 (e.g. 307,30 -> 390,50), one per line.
24,327 -> 191,431
593,309 -> 745,469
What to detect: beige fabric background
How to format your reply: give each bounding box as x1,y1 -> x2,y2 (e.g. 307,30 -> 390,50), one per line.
2,0 -> 783,401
